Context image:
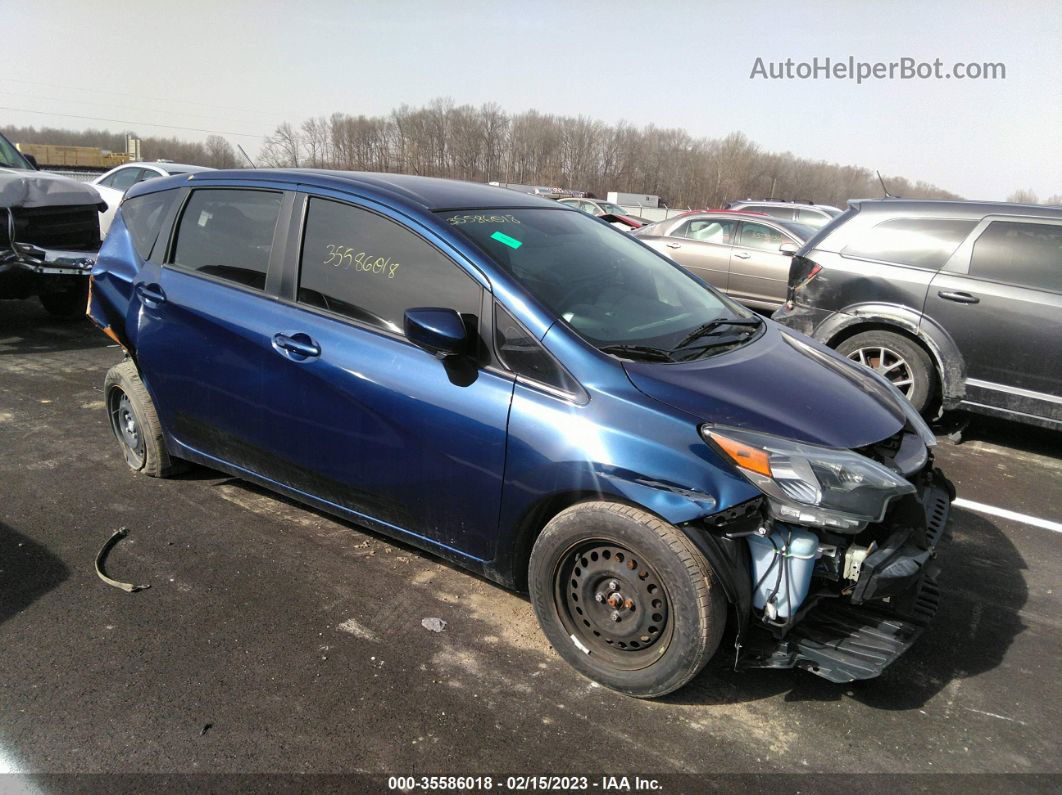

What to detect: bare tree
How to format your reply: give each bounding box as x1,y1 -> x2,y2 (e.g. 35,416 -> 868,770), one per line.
203,135 -> 239,168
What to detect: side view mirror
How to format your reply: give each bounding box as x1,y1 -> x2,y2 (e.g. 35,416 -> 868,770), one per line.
404,307 -> 469,356
779,242 -> 799,256
23,154 -> 39,170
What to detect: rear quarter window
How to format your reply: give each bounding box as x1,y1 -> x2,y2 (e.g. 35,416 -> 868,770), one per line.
841,217 -> 977,269
121,189 -> 177,260
969,221 -> 1062,292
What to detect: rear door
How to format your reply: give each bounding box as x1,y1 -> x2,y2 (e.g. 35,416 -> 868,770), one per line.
134,184 -> 292,471
727,220 -> 798,309
256,193 -> 514,561
653,216 -> 737,292
925,217 -> 1062,420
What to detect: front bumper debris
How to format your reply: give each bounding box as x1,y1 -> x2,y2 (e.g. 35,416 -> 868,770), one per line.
0,240 -> 95,277
740,471 -> 952,682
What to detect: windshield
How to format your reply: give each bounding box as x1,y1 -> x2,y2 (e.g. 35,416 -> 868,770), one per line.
0,134 -> 33,170
442,208 -> 758,357
599,202 -> 628,216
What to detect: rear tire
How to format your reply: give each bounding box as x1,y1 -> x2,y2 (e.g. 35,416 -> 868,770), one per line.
104,360 -> 179,477
529,501 -> 726,698
836,330 -> 936,414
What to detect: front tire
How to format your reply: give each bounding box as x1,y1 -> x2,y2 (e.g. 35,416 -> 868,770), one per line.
104,360 -> 179,477
836,330 -> 936,413
529,502 -> 726,698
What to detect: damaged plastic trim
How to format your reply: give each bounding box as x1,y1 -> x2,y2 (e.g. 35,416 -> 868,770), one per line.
0,207 -> 96,276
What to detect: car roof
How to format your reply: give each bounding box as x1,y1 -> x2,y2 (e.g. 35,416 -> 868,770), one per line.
183,169 -> 561,212
849,198 -> 1062,218
121,161 -> 212,174
732,200 -> 835,211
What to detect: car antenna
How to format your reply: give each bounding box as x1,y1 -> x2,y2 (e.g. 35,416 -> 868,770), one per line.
876,170 -> 896,198
237,144 -> 257,168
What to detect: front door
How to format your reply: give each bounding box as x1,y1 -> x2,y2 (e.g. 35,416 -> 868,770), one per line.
259,194 -> 514,561
660,217 -> 737,292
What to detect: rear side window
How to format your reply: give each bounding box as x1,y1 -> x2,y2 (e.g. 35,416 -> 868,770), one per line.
842,218 -> 976,269
171,189 -> 283,290
969,221 -> 1062,292
121,189 -> 176,260
494,303 -> 579,394
746,205 -> 794,220
298,198 -> 482,334
100,167 -> 142,192
795,209 -> 829,227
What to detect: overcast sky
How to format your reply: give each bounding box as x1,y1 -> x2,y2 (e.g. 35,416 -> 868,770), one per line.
5,0 -> 1061,200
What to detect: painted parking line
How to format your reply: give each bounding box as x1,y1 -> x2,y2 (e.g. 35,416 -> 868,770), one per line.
953,498 -> 1062,534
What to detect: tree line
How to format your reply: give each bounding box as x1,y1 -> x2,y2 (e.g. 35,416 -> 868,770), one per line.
258,98 -> 966,208
6,103 -> 1059,207
1,125 -> 242,169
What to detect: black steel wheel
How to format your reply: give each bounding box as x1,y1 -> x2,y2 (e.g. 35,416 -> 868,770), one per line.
109,389 -> 146,470
103,360 -> 181,477
556,540 -> 673,670
529,502 -> 726,698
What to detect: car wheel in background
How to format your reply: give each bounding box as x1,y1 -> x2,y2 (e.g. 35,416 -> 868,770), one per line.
836,330 -> 936,413
38,280 -> 89,318
104,360 -> 181,477
529,501 -> 726,698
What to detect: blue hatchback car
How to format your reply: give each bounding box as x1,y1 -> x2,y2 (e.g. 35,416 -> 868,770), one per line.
88,170 -> 953,697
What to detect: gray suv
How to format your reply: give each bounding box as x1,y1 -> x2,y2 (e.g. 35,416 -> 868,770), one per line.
774,199 -> 1061,429
726,199 -> 843,229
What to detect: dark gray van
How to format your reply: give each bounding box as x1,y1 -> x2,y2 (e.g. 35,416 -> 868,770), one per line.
774,199 -> 1062,429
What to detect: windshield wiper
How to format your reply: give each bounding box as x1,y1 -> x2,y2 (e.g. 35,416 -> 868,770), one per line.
599,344 -> 675,362
675,316 -> 762,349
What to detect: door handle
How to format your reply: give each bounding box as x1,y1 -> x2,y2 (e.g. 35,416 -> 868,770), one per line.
272,332 -> 321,359
733,251 -> 752,259
665,242 -> 681,249
135,283 -> 166,304
937,290 -> 980,304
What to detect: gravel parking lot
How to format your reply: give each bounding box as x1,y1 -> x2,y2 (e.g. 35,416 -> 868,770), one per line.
1,299 -> 1059,780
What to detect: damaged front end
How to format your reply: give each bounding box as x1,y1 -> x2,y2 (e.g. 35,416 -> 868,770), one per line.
697,419 -> 953,683
0,170 -> 104,309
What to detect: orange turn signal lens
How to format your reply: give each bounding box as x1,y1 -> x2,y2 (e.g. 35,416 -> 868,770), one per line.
708,431 -> 772,477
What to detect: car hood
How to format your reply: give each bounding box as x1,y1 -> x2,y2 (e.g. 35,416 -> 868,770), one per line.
0,168 -> 107,211
622,323 -> 906,449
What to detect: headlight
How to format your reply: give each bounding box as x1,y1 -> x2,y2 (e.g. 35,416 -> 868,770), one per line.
703,425 -> 916,531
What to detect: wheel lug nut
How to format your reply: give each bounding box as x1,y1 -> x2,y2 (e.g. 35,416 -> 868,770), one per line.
610,611 -> 621,622
607,594 -> 622,608
624,599 -> 635,610
595,592 -> 605,603
608,580 -> 619,591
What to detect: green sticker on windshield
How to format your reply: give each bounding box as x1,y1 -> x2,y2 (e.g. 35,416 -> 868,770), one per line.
491,231 -> 523,249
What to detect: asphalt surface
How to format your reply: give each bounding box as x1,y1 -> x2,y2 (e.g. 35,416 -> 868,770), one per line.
0,298 -> 1060,778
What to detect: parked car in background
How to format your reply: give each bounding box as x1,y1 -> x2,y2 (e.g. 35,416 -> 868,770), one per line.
557,197 -> 650,228
775,199 -> 1062,428
89,169 -> 952,697
0,130 -> 103,317
634,211 -> 815,311
727,199 -> 843,229
92,161 -> 211,235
